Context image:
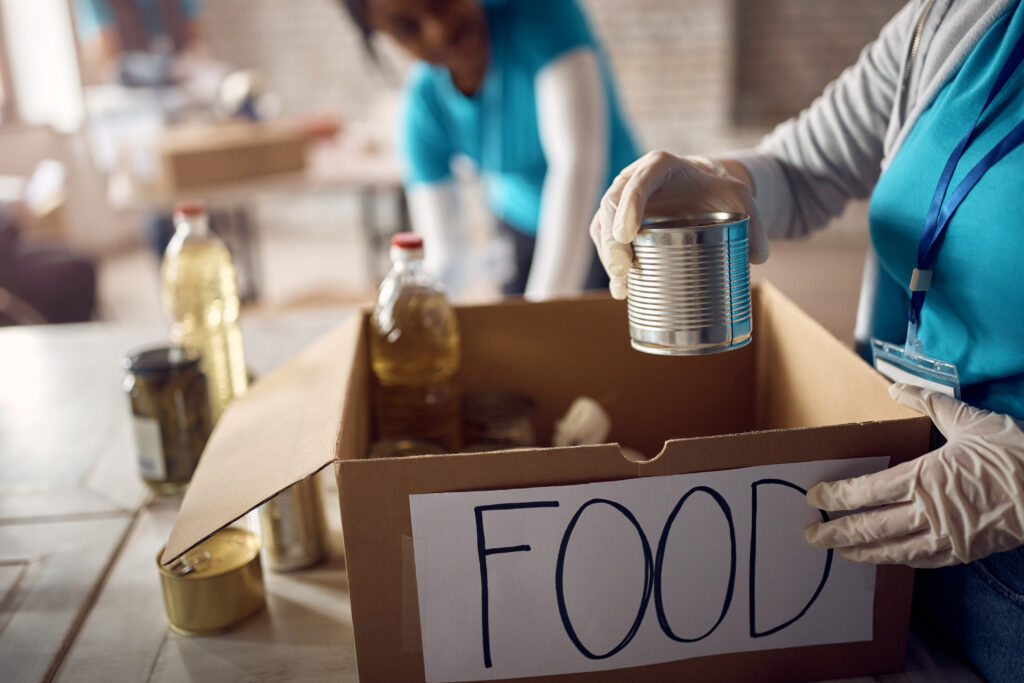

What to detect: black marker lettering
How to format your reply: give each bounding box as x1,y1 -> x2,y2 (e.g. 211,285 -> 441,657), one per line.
555,498 -> 653,659
749,479 -> 832,638
654,486 -> 736,642
475,501 -> 559,668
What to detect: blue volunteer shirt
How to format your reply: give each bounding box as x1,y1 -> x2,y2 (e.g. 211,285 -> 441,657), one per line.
869,0 -> 1024,419
399,0 -> 639,235
74,0 -> 201,41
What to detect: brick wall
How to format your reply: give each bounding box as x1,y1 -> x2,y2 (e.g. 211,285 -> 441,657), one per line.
734,0 -> 906,126
201,0 -> 374,122
202,0 -> 908,243
203,0 -> 904,152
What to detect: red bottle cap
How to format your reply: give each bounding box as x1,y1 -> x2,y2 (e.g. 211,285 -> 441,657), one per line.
391,232 -> 423,249
174,201 -> 208,218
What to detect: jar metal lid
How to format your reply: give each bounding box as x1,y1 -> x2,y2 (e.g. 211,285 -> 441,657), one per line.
367,438 -> 447,459
462,392 -> 536,427
124,345 -> 202,374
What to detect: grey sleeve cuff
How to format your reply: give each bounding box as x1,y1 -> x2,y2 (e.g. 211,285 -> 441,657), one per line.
717,149 -> 798,240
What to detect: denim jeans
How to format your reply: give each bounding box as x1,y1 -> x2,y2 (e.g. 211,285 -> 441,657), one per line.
497,219 -> 609,296
913,545 -> 1024,682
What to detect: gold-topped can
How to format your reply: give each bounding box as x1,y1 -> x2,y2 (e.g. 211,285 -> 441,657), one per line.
157,527 -> 265,635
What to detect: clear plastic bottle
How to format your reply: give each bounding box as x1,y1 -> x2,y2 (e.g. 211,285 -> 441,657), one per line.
161,202 -> 248,422
370,232 -> 461,451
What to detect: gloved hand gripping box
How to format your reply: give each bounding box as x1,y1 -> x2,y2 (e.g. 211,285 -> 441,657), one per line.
162,281 -> 931,683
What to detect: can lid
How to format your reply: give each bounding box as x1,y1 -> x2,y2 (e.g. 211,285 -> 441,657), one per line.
640,212 -> 748,230
367,438 -> 447,459
174,201 -> 208,219
159,527 -> 260,579
124,345 -> 201,374
391,232 -> 423,249
157,527 -> 265,637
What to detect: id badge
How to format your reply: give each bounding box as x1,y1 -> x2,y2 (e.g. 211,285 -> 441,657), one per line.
870,321 -> 961,398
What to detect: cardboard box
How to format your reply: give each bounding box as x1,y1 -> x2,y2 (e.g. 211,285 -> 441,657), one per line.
163,282 -> 931,682
157,119 -> 308,191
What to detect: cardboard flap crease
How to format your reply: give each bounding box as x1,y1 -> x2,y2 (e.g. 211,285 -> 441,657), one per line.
161,313 -> 361,565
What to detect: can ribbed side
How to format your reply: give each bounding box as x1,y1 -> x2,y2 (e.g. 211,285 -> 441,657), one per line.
627,215 -> 751,355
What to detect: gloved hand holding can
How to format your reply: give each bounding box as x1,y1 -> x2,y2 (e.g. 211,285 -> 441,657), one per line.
589,151 -> 769,300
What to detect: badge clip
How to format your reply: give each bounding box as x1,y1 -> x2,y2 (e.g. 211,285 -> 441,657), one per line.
871,318 -> 960,399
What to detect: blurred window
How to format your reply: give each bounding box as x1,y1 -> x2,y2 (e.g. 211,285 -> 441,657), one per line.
0,0 -> 83,132
0,7 -> 12,123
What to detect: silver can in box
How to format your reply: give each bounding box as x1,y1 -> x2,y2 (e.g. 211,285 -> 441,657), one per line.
627,212 -> 752,356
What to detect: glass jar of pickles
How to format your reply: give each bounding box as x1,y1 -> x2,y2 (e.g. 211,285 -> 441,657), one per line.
123,345 -> 213,495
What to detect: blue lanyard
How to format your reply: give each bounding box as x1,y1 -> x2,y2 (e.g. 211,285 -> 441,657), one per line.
908,28 -> 1024,329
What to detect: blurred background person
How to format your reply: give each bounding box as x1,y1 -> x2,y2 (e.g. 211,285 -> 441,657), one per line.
75,0 -> 206,88
72,0 -> 247,263
339,0 -> 640,300
0,0 -> 907,330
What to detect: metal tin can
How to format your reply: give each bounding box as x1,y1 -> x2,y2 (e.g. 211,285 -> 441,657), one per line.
462,392 -> 537,448
157,527 -> 264,636
627,212 -> 752,356
256,477 -> 327,572
123,345 -> 213,495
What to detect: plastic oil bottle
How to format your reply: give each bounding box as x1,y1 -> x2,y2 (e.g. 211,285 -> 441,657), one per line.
370,232 -> 461,451
163,201 -> 326,571
161,201 -> 248,422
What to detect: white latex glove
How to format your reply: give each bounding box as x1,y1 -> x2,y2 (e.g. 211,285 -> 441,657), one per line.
805,383 -> 1024,568
588,151 -> 768,299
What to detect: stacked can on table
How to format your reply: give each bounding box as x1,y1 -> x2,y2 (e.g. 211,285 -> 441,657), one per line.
627,212 -> 752,356
157,527 -> 265,636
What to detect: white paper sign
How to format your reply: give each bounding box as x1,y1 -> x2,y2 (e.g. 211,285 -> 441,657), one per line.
410,457 -> 888,682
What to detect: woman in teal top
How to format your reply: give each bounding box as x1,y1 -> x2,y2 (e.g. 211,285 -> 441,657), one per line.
590,0 -> 1024,679
340,0 -> 639,299
869,5 -> 1024,421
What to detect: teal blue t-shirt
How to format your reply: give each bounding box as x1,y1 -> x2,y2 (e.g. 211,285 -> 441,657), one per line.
399,0 -> 639,235
74,0 -> 201,41
869,0 -> 1024,419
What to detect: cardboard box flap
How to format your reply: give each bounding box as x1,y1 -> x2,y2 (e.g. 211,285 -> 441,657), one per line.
157,119 -> 310,154
753,281 -> 922,429
160,313 -> 361,565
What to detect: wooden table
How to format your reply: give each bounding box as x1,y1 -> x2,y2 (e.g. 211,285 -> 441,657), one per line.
0,313 -> 983,683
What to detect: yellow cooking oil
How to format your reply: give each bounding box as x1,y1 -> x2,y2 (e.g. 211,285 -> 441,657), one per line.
370,235 -> 461,451
161,209 -> 248,422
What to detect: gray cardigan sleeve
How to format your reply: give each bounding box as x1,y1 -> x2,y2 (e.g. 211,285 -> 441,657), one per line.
727,0 -> 920,239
